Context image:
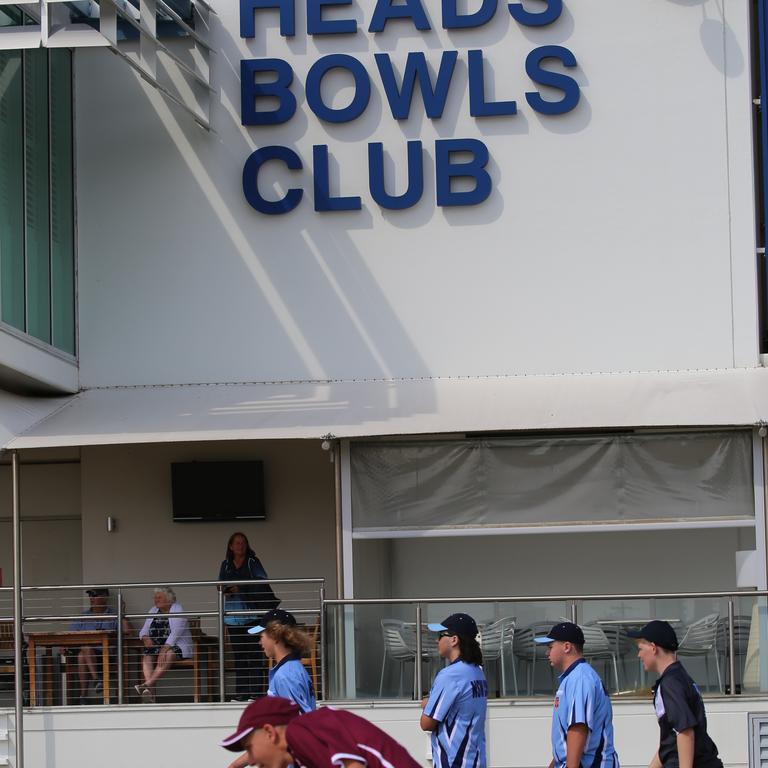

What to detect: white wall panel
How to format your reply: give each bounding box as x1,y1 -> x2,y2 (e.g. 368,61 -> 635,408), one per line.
74,0 -> 758,388
2,697 -> 764,768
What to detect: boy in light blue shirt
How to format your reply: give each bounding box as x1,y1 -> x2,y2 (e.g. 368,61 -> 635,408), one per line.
421,613 -> 488,768
536,622 -> 619,768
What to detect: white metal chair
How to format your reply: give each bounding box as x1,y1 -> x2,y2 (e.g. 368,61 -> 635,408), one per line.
580,623 -> 620,693
480,617 -> 517,696
379,619 -> 418,697
513,621 -> 557,694
677,613 -> 722,693
716,615 -> 751,691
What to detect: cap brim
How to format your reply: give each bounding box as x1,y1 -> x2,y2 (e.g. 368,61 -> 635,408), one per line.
219,726 -> 254,752
247,625 -> 266,635
427,623 -> 448,632
534,636 -> 554,644
625,630 -> 644,639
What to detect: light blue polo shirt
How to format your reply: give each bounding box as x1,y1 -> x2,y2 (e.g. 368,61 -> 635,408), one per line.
268,653 -> 316,713
550,658 -> 618,768
424,660 -> 488,768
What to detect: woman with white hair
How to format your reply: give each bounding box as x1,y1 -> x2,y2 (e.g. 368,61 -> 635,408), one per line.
135,587 -> 193,702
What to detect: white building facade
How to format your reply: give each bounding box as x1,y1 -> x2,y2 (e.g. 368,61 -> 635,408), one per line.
2,0 -> 768,766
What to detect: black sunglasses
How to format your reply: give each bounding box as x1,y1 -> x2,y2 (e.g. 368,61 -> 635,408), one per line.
437,631 -> 455,639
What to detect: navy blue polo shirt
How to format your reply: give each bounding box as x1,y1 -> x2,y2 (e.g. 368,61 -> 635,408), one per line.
651,661 -> 722,768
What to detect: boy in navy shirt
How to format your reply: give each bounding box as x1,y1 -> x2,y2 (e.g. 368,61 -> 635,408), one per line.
627,621 -> 722,768
535,622 -> 619,768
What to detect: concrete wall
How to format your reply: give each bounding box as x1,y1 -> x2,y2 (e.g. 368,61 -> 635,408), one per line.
72,0 -> 759,393
3,696 -> 765,768
0,453 -> 82,590
78,440 -> 337,608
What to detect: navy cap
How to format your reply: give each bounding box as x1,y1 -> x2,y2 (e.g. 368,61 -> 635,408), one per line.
535,622 -> 585,646
427,613 -> 478,638
86,588 -> 109,597
626,620 -> 679,651
248,608 -> 298,635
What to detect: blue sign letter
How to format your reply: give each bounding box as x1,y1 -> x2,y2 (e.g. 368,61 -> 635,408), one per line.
524,45 -> 579,115
468,50 -> 516,117
369,0 -> 430,32
369,141 -> 424,209
442,0 -> 495,29
508,0 -> 560,26
241,59 -> 297,125
306,54 -> 371,123
242,146 -> 303,215
240,0 -> 295,37
435,138 -> 491,206
313,145 -> 362,211
375,51 -> 457,119
307,0 -> 357,34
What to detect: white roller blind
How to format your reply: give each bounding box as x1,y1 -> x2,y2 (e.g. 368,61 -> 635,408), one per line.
351,431 -> 754,532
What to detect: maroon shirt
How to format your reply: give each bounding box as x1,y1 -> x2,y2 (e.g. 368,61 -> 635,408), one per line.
286,708 -> 422,768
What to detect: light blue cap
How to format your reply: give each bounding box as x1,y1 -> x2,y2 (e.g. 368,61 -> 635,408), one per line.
427,623 -> 448,632
247,625 -> 266,635
534,635 -> 555,644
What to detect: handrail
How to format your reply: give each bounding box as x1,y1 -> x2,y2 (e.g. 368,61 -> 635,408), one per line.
2,576 -> 325,712
323,589 -> 768,604
4,577 -> 324,592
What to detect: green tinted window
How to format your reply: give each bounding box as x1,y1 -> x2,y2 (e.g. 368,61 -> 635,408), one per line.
24,47 -> 51,344
0,50 -> 25,331
50,50 -> 74,355
0,25 -> 75,357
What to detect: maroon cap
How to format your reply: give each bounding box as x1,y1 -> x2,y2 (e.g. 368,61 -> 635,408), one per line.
219,697 -> 301,752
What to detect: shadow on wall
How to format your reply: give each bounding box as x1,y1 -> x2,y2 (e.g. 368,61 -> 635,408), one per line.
668,0 -> 745,77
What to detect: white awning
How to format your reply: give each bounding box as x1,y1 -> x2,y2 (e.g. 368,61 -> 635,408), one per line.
6,366 -> 768,449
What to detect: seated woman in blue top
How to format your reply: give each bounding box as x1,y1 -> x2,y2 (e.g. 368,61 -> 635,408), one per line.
135,587 -> 193,703
421,613 -> 488,768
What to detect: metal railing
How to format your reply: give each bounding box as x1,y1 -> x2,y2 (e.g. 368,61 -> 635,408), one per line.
323,589 -> 768,700
2,585 -> 768,706
0,577 -> 324,706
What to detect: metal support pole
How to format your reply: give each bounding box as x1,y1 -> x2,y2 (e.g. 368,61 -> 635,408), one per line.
117,587 -> 124,704
218,586 -> 226,702
333,443 -> 343,598
570,600 -> 578,625
415,603 -> 423,699
12,450 -> 24,768
319,585 -> 326,701
728,597 -> 736,696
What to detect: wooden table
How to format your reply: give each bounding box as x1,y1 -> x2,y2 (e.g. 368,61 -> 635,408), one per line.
27,630 -> 114,706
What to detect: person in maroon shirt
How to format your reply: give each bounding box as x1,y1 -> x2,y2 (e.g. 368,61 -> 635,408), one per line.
220,696 -> 423,768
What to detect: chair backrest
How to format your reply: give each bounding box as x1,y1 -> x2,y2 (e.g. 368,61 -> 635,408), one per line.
188,617 -> 202,639
514,621 -> 557,660
715,615 -> 751,655
480,617 -> 516,660
381,619 -> 415,661
0,622 -> 14,666
678,613 -> 719,653
0,622 -> 13,651
580,624 -> 611,654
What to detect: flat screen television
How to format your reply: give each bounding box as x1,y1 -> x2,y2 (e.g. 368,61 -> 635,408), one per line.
171,461 -> 266,522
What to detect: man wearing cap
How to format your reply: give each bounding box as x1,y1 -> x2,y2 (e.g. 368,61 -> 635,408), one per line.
627,621 -> 723,768
69,589 -> 118,704
220,696 -> 423,768
535,622 -> 618,768
421,613 -> 488,768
